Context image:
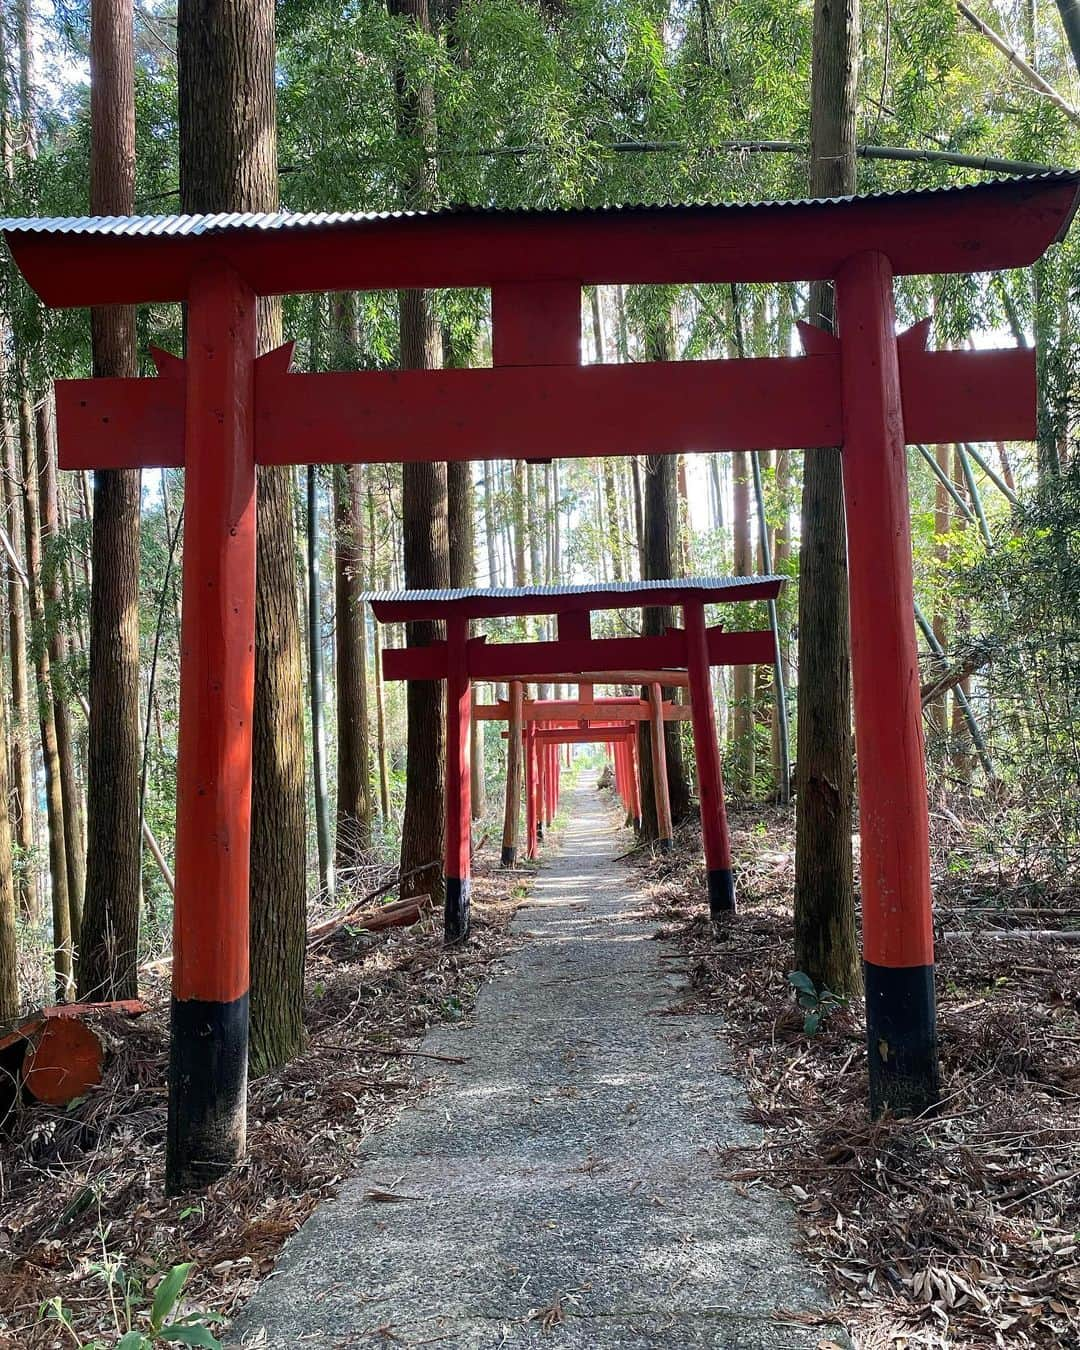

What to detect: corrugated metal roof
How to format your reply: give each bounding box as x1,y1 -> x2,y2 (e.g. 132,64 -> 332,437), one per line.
1,172 -> 1076,238
365,576 -> 782,605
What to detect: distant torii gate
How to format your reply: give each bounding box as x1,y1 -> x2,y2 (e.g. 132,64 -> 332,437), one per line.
370,576 -> 780,940
4,172 -> 1075,1187
475,690 -> 691,859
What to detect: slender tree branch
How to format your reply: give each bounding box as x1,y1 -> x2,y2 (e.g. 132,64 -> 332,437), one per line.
955,0 -> 1080,126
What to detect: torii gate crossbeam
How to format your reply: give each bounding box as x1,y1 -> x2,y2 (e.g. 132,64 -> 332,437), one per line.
3,171 -> 1076,1191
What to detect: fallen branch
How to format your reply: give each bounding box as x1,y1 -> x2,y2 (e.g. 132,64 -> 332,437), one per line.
941,929 -> 1080,941
920,643 -> 994,707
956,1 -> 1080,126
307,894 -> 429,947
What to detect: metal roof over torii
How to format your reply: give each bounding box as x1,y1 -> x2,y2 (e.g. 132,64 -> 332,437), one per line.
1,173 -> 1078,302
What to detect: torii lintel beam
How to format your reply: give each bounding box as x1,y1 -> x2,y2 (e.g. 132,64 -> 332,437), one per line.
55,326 -> 1032,471
475,699 -> 691,723
382,628 -> 772,683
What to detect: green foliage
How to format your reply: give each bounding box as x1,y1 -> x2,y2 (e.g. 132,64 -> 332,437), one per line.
43,1259 -> 223,1350
787,970 -> 847,1036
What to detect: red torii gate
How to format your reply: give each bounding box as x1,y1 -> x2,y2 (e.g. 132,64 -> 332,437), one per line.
478,692 -> 689,852
3,172 -> 1075,1190
369,576 -> 779,937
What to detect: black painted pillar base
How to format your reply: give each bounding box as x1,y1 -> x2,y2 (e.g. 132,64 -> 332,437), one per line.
166,992 -> 249,1195
865,962 -> 940,1118
536,822 -> 544,843
658,836 -> 673,854
633,816 -> 642,832
445,876 -> 471,945
500,845 -> 516,868
707,868 -> 735,922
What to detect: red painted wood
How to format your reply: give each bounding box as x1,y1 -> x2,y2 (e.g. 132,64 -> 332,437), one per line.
382,628 -> 773,682
533,726 -> 635,745
475,697 -> 689,723
648,683 -> 674,844
253,356 -> 840,466
492,281 -> 581,366
525,722 -> 538,859
901,346 -> 1034,444
835,252 -> 934,971
445,616 -> 471,885
57,371 -> 185,470
11,175 -> 1077,307
684,600 -> 732,874
23,1017 -> 104,1105
55,342 -> 1033,473
628,736 -> 642,822
170,266 -> 256,1006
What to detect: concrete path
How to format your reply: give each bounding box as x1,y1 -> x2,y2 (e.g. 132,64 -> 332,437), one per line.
230,780 -> 838,1349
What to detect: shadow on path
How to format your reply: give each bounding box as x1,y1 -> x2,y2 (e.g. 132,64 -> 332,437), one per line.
229,778 -> 840,1348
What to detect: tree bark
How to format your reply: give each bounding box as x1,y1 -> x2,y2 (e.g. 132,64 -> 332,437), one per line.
37,406 -> 85,947
636,310 -> 691,839
335,461 -> 373,868
793,0 -> 860,996
20,392 -> 72,1000
307,465 -> 334,896
178,0 -> 307,1074
0,605 -> 18,1021
730,448 -> 755,793
390,0 -> 449,906
80,0 -> 142,1002
0,341 -> 35,921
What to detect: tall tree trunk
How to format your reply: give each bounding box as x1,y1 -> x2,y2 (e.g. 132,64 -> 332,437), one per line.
37,405 -> 85,946
482,461 -> 498,585
80,0 -> 142,1002
20,392 -> 72,1000
335,461 -> 373,869
928,444 -> 951,747
178,0 -> 307,1074
369,481 -> 391,820
730,449 -> 755,793
0,605 -> 18,1021
636,309 -> 691,839
307,465 -> 334,896
330,295 -> 373,872
390,0 -> 448,906
793,0 -> 860,996
0,342 -> 35,921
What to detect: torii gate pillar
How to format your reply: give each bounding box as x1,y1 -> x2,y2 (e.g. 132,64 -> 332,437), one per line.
836,251 -> 938,1117
165,265 -> 256,1194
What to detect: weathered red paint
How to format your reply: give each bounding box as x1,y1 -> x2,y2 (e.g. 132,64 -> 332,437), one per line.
835,252 -> 934,972
475,696 -> 690,722
648,683 -> 675,847
10,174 -> 1077,308
525,721 -> 539,860
172,265 -> 256,1007
684,599 -> 733,879
445,615 -> 472,890
383,628 -> 774,682
55,339 -> 1036,473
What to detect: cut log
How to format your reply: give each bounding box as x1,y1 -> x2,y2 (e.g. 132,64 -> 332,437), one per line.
0,1000 -> 147,1106
307,895 -> 429,948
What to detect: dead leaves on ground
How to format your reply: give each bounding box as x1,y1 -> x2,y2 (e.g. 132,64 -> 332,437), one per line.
635,805 -> 1080,1350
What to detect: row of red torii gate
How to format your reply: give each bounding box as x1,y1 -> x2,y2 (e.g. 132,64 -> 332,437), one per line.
369,575 -> 780,922
2,170 -> 1077,1193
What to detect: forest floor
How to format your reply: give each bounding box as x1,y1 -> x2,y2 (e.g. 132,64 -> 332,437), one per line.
634,798 -> 1080,1350
0,836 -> 529,1349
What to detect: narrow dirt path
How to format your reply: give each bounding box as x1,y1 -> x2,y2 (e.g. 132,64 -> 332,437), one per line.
230,779 -> 840,1348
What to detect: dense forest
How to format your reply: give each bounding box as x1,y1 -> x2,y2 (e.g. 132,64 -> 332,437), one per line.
0,0 -> 1078,1346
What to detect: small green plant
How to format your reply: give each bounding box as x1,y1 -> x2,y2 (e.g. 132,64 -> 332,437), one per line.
43,1258 -> 224,1349
787,971 -> 848,1036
